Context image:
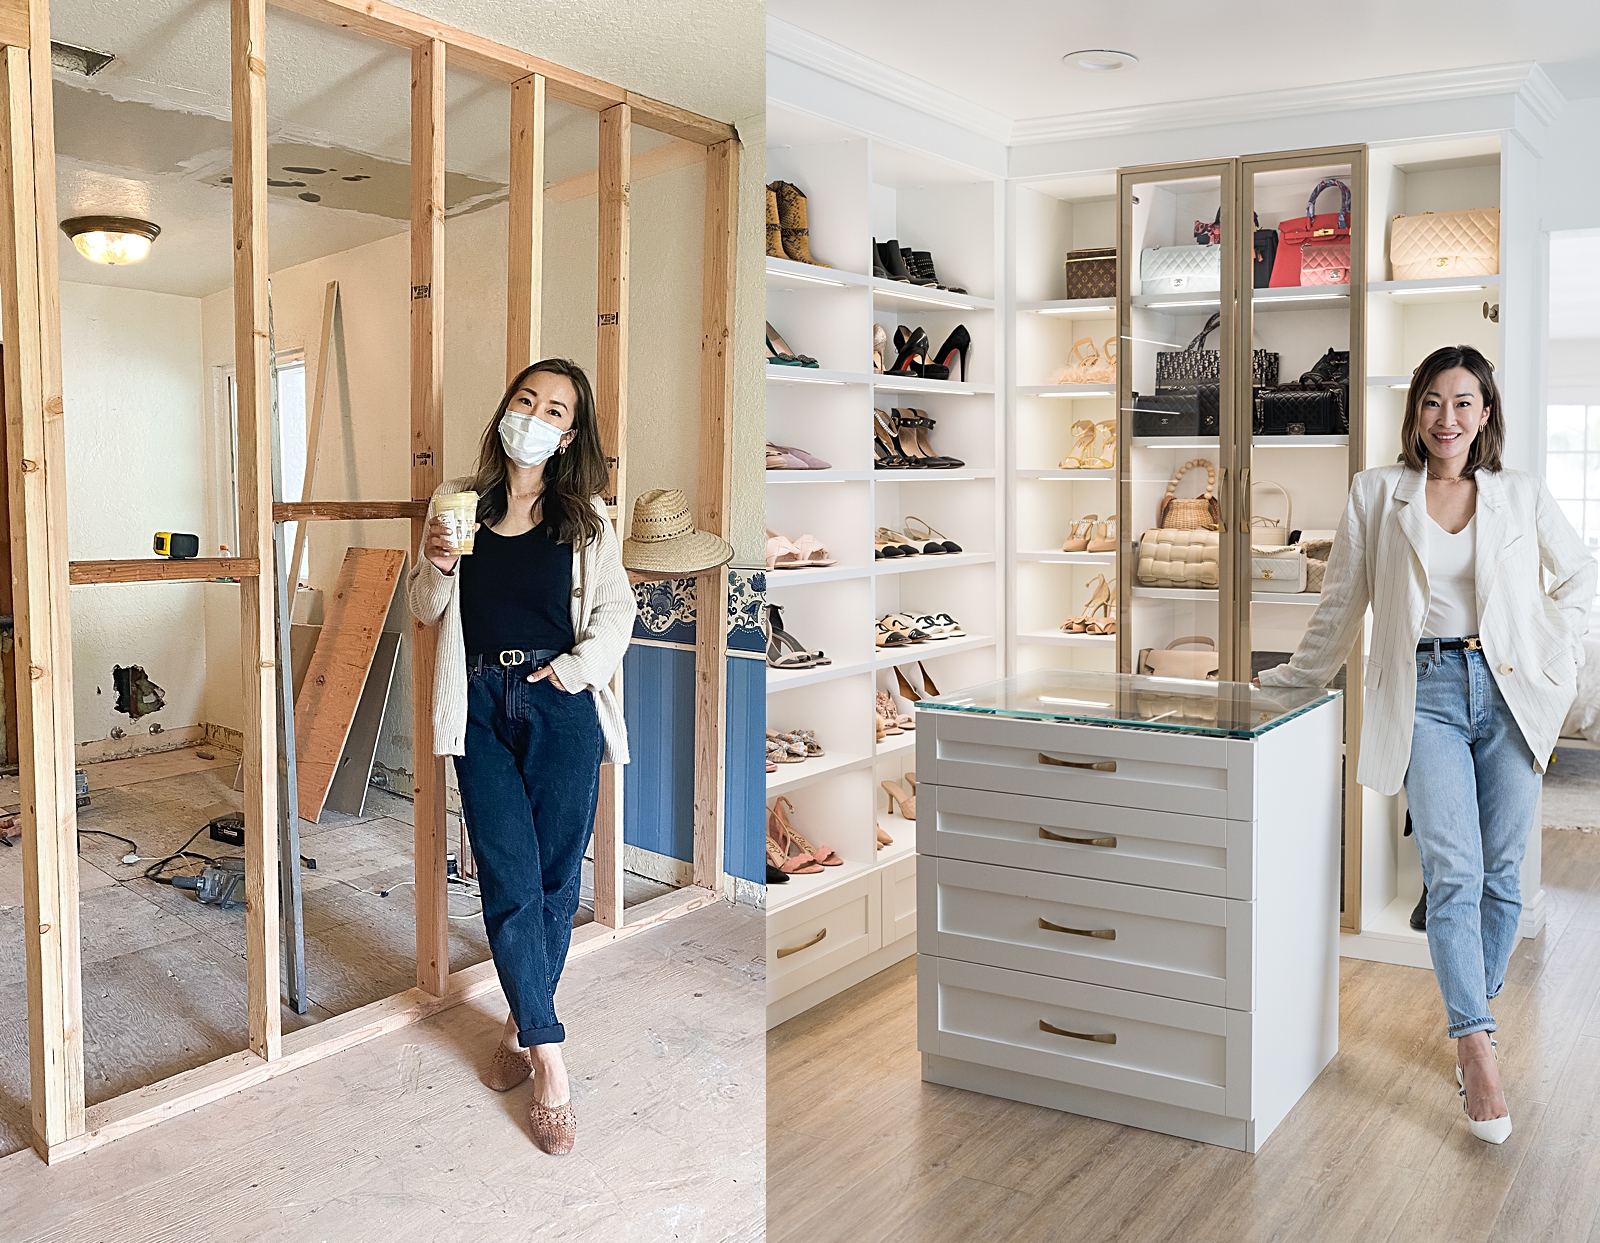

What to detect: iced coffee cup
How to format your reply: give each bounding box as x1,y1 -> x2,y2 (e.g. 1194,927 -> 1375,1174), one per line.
435,491 -> 479,555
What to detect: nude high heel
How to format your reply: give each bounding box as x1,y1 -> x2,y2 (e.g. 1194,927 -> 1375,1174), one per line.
881,779 -> 916,819
773,795 -> 841,866
1062,514 -> 1098,552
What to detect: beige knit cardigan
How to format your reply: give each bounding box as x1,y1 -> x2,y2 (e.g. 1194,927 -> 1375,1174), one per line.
407,482 -> 634,765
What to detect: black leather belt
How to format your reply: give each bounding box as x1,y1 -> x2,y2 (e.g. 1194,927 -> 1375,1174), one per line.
1417,636 -> 1482,653
469,646 -> 563,670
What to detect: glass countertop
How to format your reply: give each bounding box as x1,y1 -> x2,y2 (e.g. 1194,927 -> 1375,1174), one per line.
918,670 -> 1340,740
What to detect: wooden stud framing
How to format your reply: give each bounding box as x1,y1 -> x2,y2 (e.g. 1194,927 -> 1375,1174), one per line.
4,0 -> 738,1161
591,102 -> 630,930
505,73 -> 545,383
692,139 -> 738,892
231,0 -> 282,1063
0,28 -> 84,1153
410,37 -> 449,995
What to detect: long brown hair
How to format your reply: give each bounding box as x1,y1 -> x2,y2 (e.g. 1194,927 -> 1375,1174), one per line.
466,358 -> 607,545
1398,344 -> 1504,475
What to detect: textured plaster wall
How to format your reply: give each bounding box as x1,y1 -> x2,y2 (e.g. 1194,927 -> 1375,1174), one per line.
61,281 -> 210,744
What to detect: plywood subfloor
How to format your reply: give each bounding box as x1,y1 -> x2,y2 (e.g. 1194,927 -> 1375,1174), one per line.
0,746 -> 676,1162
768,824 -> 1600,1243
0,899 -> 765,1243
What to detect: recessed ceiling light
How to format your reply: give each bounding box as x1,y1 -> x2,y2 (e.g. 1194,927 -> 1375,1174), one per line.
60,216 -> 160,265
1064,49 -> 1138,72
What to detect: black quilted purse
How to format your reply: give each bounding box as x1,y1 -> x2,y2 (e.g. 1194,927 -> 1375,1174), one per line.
1156,313 -> 1280,389
1254,388 -> 1339,436
1262,347 -> 1350,434
1132,384 -> 1219,437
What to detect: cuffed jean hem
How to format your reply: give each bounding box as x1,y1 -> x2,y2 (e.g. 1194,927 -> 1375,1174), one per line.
518,1021 -> 565,1047
1448,1017 -> 1498,1039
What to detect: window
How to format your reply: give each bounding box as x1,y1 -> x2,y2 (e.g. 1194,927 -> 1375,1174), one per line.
1547,404 -> 1600,553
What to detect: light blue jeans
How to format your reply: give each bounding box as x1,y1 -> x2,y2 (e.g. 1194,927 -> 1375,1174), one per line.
1405,642 -> 1542,1039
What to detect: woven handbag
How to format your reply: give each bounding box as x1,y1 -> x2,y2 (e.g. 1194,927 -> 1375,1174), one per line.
1271,178 -> 1351,288
1064,247 -> 1117,299
1389,208 -> 1499,280
1157,458 -> 1220,530
1135,528 -> 1220,588
1155,314 -> 1280,389
1140,245 -> 1220,294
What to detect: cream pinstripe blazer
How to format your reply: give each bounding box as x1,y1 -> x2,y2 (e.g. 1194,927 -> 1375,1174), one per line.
1258,464 -> 1597,796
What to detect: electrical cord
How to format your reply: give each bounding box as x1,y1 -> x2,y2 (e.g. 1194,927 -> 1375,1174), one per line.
78,828 -> 139,854
143,825 -> 222,885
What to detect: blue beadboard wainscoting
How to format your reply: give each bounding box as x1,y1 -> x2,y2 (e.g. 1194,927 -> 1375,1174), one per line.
624,569 -> 766,885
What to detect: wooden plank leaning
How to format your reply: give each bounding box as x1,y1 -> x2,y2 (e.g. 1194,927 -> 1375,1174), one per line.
693,138 -> 738,894
232,0 -> 282,1063
0,29 -> 85,1156
410,37 -> 449,994
287,279 -> 339,586
592,101 -> 629,930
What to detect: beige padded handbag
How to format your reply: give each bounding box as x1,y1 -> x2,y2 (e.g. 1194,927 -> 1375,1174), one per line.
1389,208 -> 1499,281
1136,528 -> 1219,588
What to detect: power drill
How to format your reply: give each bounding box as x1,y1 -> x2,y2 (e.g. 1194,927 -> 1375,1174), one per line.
172,857 -> 247,909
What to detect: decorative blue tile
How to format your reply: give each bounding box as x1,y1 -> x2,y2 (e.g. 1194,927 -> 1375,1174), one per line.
632,576 -> 696,646
727,569 -> 766,655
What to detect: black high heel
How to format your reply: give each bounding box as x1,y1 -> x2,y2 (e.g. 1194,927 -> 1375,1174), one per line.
873,408 -> 914,468
766,603 -> 830,670
888,327 -> 931,376
766,321 -> 818,368
892,409 -> 962,468
876,240 -> 920,285
931,325 -> 971,383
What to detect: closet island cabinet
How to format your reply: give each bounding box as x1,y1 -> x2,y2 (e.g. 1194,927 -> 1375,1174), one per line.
914,671 -> 1342,1152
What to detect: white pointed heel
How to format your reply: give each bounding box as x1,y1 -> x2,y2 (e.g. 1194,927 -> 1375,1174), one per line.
1457,1037 -> 1508,1144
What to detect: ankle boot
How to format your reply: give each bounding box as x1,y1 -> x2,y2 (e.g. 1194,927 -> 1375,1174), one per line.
773,181 -> 828,267
871,238 -> 889,278
899,247 -> 936,286
877,240 -> 916,284
912,250 -> 966,294
766,186 -> 785,260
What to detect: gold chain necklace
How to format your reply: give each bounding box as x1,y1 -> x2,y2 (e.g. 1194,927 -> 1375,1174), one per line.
1426,469 -> 1471,483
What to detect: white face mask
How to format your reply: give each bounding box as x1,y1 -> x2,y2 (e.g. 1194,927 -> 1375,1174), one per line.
498,411 -> 567,467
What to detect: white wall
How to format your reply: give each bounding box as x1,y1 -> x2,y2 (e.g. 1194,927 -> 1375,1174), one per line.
60,282 -> 210,746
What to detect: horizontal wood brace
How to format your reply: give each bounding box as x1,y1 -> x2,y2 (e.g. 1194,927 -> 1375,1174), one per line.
68,558 -> 260,585
273,500 -> 428,522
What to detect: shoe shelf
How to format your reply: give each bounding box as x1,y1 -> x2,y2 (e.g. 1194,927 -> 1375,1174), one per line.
1370,273 -> 1498,301
1017,550 -> 1115,564
1015,467 -> 1114,480
766,104 -> 1002,1001
1015,629 -> 1116,648
874,632 -> 995,670
1016,384 -> 1115,398
1129,436 -> 1221,449
1017,297 -> 1119,317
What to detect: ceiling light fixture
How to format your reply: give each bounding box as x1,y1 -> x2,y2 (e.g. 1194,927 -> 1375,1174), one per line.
1063,49 -> 1138,72
60,216 -> 160,265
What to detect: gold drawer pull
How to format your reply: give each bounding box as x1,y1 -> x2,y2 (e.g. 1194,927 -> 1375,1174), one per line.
1040,1019 -> 1117,1045
1038,827 -> 1117,848
1038,752 -> 1116,772
1039,918 -> 1116,940
776,928 -> 826,959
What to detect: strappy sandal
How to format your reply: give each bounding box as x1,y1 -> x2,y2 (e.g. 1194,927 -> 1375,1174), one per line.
767,730 -> 807,762
766,527 -> 805,570
786,729 -> 825,757
768,806 -> 823,874
1059,419 -> 1099,469
877,689 -> 913,732
766,735 -> 801,765
1062,514 -> 1098,552
903,516 -> 960,554
1084,605 -> 1118,636
773,795 -> 841,866
1086,516 -> 1117,553
766,603 -> 830,670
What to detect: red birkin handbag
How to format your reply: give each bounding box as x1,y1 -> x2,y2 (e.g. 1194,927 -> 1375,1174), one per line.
1270,178 -> 1351,288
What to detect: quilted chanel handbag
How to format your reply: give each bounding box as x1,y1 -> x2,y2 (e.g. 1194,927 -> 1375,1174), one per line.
1138,636 -> 1220,680
1131,385 -> 1218,437
1300,538 -> 1333,592
1389,208 -> 1499,280
1301,239 -> 1351,286
1063,247 -> 1117,299
1271,178 -> 1351,288
1136,528 -> 1220,588
1254,388 -> 1338,436
1140,244 -> 1220,294
1251,545 -> 1307,593
1155,313 -> 1280,388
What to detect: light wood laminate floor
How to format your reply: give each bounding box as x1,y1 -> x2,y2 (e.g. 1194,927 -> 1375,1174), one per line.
768,825 -> 1600,1243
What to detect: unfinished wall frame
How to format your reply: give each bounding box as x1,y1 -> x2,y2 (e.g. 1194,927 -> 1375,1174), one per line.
0,0 -> 740,1163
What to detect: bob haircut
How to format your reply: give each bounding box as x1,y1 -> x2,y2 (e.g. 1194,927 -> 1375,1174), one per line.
1398,344 -> 1503,475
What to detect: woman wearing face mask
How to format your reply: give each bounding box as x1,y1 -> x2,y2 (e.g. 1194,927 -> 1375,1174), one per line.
1257,344 -> 1595,1145
408,358 -> 633,1155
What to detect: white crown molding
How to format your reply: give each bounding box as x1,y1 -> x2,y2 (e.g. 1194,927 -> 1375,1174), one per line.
1011,62 -> 1567,146
766,14 -> 1014,145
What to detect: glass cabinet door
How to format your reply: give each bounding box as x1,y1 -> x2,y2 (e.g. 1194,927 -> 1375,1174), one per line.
1116,160 -> 1242,682
1237,145 -> 1368,925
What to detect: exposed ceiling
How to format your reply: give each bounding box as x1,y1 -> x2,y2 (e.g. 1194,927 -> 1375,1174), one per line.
767,0 -> 1600,130
48,0 -> 671,298
1551,232 -> 1600,340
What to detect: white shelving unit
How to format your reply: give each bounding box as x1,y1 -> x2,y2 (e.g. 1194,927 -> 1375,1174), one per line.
765,103 -> 1005,1026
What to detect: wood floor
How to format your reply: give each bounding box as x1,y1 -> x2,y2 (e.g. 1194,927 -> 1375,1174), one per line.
0,898 -> 765,1243
0,746 -> 673,1160
768,824 -> 1600,1243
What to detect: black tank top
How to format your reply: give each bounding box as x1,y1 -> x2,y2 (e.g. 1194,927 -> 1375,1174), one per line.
458,521 -> 576,659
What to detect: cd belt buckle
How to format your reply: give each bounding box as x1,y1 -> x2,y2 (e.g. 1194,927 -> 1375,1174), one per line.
498,649 -> 528,667
1463,637 -> 1482,652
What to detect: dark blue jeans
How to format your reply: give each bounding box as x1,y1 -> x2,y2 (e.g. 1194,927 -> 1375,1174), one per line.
454,663 -> 604,1047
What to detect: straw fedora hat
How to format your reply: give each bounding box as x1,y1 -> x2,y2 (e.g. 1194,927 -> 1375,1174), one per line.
621,488 -> 733,574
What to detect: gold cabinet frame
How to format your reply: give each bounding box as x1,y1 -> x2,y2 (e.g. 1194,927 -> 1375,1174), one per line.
0,0 -> 740,1162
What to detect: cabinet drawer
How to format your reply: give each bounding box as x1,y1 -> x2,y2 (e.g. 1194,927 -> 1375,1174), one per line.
918,956 -> 1251,1118
883,853 -> 918,945
924,711 -> 1251,819
767,873 -> 881,1004
920,783 -> 1252,900
919,858 -> 1253,1009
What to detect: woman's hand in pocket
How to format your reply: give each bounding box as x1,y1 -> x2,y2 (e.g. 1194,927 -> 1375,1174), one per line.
527,665 -> 567,692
